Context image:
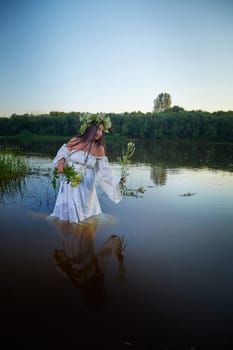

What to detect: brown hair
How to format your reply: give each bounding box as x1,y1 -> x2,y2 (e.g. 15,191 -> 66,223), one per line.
67,121 -> 106,154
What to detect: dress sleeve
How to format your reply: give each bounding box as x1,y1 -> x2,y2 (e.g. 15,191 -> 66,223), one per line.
96,157 -> 122,204
51,144 -> 70,170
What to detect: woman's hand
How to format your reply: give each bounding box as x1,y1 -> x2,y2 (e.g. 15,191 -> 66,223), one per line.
119,176 -> 126,187
57,158 -> 65,173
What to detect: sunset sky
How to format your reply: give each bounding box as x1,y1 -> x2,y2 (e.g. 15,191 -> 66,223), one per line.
0,0 -> 232,117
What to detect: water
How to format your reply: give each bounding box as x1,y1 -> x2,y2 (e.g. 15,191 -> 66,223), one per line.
0,138 -> 233,349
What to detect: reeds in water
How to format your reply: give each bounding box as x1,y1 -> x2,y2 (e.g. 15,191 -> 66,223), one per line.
0,151 -> 29,199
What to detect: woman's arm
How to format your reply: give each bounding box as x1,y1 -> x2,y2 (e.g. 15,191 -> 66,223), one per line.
96,157 -> 122,203
51,144 -> 70,171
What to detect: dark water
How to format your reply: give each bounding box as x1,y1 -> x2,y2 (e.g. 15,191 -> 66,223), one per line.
0,138 -> 233,349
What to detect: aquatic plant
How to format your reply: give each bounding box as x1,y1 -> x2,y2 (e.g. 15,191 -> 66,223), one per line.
179,192 -> 196,197
0,151 -> 29,199
118,142 -> 145,197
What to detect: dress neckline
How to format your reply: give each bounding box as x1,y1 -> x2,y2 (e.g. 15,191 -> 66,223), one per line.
69,148 -> 105,159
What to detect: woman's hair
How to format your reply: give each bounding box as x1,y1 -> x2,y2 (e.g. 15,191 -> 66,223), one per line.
67,121 -> 106,152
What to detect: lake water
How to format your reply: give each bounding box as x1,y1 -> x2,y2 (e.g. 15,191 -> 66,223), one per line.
1,138 -> 233,349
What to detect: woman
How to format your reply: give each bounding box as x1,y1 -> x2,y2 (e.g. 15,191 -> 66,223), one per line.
50,113 -> 124,223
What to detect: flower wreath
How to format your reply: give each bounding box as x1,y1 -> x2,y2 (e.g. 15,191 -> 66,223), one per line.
79,113 -> 112,135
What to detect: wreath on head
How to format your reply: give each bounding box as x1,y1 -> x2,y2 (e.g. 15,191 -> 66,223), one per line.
79,113 -> 112,135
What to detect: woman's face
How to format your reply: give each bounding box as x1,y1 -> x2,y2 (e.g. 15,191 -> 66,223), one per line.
95,124 -> 104,140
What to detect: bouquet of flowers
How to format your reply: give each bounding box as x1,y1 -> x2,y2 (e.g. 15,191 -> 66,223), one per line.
52,165 -> 85,190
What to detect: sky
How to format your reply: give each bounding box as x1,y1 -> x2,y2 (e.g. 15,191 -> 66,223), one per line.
0,0 -> 233,117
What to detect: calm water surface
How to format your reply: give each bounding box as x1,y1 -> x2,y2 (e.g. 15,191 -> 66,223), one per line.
0,139 -> 233,349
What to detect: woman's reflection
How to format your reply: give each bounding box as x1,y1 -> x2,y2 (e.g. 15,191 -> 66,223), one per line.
50,216 -> 126,305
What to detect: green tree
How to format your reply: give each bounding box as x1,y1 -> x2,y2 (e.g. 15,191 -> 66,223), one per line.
153,92 -> 172,113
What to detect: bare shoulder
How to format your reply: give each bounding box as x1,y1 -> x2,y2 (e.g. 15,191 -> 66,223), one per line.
96,145 -> 106,157
66,136 -> 80,150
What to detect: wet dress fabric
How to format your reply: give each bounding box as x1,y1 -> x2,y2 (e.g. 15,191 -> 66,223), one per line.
50,144 -> 122,223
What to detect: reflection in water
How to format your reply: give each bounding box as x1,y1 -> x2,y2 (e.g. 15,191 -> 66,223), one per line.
0,136 -> 65,157
150,165 -> 167,186
49,216 -> 126,305
1,138 -> 233,195
133,140 -> 233,172
0,137 -> 232,347
0,177 -> 26,203
1,137 -> 233,172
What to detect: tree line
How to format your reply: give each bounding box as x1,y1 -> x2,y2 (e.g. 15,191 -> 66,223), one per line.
0,109 -> 233,141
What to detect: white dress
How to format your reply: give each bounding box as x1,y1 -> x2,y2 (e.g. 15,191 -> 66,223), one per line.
50,144 -> 122,223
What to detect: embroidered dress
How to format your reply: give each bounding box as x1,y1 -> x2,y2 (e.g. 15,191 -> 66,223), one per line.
50,144 -> 122,223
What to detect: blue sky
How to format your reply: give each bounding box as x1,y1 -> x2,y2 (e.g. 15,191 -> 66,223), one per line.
0,0 -> 232,117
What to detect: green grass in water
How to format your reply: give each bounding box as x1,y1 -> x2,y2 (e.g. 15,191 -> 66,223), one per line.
0,151 -> 28,184
0,151 -> 29,199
